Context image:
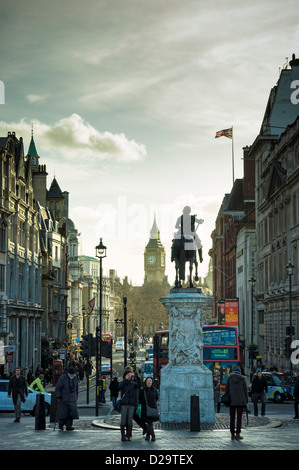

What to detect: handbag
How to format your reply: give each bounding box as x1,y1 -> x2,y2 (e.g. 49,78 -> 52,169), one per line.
114,399 -> 122,413
221,392 -> 231,407
114,384 -> 130,413
144,389 -> 159,421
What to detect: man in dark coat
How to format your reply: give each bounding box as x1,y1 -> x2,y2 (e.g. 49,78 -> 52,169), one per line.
251,370 -> 268,416
8,367 -> 28,422
55,367 -> 79,431
225,366 -> 248,440
109,376 -> 119,408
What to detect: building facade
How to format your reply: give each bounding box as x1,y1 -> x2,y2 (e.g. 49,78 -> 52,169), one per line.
26,134 -> 69,369
249,56 -> 299,370
0,132 -> 43,374
209,54 -> 299,373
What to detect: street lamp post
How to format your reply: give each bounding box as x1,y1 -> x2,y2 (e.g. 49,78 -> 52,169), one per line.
95,238 -> 107,417
286,259 -> 294,371
248,274 -> 257,370
123,297 -> 127,368
248,274 -> 257,344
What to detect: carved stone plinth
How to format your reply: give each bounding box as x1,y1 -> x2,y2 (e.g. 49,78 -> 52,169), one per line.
159,288 -> 214,424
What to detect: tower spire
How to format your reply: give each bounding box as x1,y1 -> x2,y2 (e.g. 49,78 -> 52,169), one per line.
26,123 -> 40,168
26,123 -> 39,159
150,214 -> 160,240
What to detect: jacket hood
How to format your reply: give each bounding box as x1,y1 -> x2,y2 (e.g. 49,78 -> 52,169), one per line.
230,373 -> 245,384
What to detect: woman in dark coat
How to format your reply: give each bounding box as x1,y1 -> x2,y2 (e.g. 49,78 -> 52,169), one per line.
225,366 -> 248,440
118,368 -> 138,441
139,377 -> 159,441
55,367 -> 79,431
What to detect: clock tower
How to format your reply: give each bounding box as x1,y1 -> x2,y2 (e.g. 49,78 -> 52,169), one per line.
144,216 -> 167,284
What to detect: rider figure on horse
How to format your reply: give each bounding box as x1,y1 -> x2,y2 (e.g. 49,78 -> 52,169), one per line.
174,206 -> 204,263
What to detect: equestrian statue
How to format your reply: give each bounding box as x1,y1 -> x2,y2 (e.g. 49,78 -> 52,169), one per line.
171,206 -> 204,288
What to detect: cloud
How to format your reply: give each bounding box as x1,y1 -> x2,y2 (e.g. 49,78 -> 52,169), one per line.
0,114 -> 147,164
27,94 -> 49,103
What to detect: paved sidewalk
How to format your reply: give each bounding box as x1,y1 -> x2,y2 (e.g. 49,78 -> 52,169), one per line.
1,408 -> 299,452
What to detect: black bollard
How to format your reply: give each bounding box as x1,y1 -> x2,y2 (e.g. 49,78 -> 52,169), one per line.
190,394 -> 200,432
50,391 -> 57,423
35,393 -> 46,430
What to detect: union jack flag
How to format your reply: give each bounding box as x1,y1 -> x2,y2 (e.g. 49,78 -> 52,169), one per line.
215,128 -> 233,139
88,298 -> 95,314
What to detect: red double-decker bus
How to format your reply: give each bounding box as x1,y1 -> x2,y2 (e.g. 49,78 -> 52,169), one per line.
203,325 -> 241,392
102,333 -> 112,342
153,330 -> 169,383
153,325 -> 241,391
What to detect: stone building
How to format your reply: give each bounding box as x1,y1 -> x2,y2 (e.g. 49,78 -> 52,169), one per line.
248,54 -> 299,370
209,147 -> 255,323
26,133 -> 69,369
0,132 -> 43,373
79,255 -> 114,338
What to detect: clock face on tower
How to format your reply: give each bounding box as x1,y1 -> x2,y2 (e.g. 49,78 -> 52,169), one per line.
147,255 -> 156,265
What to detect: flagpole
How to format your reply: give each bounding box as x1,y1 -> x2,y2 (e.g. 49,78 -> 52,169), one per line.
231,126 -> 235,186
215,127 -> 235,185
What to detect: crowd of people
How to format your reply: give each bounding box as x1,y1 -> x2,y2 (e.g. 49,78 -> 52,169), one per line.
116,366 -> 159,442
4,360 -> 299,442
212,366 -> 299,440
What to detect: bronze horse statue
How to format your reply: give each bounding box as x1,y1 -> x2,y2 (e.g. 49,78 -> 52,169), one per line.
171,235 -> 199,288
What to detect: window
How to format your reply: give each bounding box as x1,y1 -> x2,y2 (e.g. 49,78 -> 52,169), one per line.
0,264 -> 5,291
0,221 -> 6,251
18,262 -> 24,300
19,221 -> 26,247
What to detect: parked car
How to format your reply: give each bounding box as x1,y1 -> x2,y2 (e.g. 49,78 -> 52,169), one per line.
0,379 -> 51,416
248,372 -> 293,403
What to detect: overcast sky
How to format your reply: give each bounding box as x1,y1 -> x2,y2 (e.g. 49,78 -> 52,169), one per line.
0,0 -> 298,285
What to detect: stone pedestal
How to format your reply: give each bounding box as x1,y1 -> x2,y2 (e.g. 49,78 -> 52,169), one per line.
159,288 -> 214,424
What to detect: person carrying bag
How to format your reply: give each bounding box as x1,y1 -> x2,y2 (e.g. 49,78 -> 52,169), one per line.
139,377 -> 159,441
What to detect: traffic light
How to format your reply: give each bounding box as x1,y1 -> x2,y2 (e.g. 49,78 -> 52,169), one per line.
80,334 -> 90,358
90,336 -> 96,357
101,340 -> 112,358
284,336 -> 292,359
80,334 -> 94,358
286,326 -> 295,336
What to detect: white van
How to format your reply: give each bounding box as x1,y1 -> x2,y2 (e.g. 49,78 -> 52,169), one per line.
115,337 -> 125,351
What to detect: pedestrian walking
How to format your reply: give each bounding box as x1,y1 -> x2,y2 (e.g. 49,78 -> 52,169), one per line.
109,376 -> 119,408
118,368 -> 138,441
102,375 -> 107,403
251,370 -> 268,416
139,377 -> 159,441
225,366 -> 248,440
7,367 -> 28,422
55,366 -> 79,431
29,374 -> 45,393
293,370 -> 299,419
213,375 -> 221,413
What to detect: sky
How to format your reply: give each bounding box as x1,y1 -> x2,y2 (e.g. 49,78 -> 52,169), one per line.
0,0 -> 298,285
